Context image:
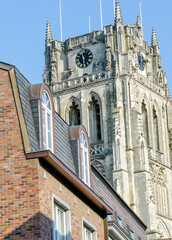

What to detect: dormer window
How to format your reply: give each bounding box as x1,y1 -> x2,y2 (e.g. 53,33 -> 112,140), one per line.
80,132 -> 90,186
69,126 -> 91,187
42,90 -> 53,151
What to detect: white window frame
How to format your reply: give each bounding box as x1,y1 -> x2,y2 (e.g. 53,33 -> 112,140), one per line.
129,228 -> 135,240
52,193 -> 71,240
80,132 -> 90,186
42,90 -> 53,152
82,217 -> 97,240
117,215 -> 123,228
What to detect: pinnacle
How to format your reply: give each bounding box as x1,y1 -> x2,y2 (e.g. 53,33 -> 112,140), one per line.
151,27 -> 159,47
115,0 -> 123,25
46,21 -> 53,43
137,15 -> 141,28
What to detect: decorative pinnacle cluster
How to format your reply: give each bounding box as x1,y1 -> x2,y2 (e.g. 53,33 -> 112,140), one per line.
46,21 -> 53,43
115,0 -> 123,25
151,27 -> 159,47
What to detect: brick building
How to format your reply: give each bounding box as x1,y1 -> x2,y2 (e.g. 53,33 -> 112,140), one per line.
0,61 -> 147,239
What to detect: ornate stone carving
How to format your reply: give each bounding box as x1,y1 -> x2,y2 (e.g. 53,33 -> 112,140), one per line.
92,160 -> 106,177
51,63 -> 57,84
42,65 -> 49,84
105,48 -> 111,71
146,178 -> 155,205
90,143 -> 104,155
113,115 -> 121,137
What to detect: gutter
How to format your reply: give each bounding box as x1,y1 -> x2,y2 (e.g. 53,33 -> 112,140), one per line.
26,150 -> 113,217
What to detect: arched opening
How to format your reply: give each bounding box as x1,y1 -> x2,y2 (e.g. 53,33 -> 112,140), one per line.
88,95 -> 102,144
142,102 -> 149,145
153,107 -> 160,151
68,99 -> 81,126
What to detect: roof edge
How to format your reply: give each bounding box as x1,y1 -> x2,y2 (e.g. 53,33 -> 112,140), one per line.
91,165 -> 147,230
26,150 -> 113,216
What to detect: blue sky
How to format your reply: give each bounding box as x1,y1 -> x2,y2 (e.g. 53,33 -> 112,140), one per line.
0,0 -> 172,96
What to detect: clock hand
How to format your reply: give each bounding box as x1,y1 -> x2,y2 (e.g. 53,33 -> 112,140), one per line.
82,53 -> 85,64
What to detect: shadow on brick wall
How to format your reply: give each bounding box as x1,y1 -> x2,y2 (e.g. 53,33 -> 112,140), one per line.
2,212 -> 52,240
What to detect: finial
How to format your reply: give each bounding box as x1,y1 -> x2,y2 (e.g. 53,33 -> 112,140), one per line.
46,21 -> 53,43
151,27 -> 159,47
137,15 -> 141,28
115,0 -> 123,25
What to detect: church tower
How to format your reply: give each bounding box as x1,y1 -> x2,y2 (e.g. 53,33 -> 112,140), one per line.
43,1 -> 172,239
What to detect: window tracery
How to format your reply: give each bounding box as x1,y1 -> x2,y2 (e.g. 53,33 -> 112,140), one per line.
68,98 -> 81,126
149,163 -> 169,216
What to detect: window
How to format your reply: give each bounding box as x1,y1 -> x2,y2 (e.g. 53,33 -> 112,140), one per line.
69,100 -> 81,126
82,218 -> 97,240
129,229 -> 135,240
42,90 -> 53,151
88,95 -> 102,144
142,102 -> 149,145
117,215 -> 123,228
80,132 -> 90,186
83,226 -> 93,240
153,107 -> 160,151
54,204 -> 66,240
52,194 -> 71,240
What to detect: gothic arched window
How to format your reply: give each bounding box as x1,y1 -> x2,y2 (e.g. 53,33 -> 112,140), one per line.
88,95 -> 102,144
153,107 -> 160,151
42,90 -> 53,151
142,102 -> 149,145
69,99 -> 81,126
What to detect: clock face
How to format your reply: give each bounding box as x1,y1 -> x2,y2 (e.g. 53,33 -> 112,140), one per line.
75,49 -> 93,68
138,53 -> 144,71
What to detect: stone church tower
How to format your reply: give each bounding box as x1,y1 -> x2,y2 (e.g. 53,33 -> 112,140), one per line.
43,0 -> 172,238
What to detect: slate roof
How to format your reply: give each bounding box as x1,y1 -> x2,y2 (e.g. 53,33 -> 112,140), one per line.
0,62 -> 76,174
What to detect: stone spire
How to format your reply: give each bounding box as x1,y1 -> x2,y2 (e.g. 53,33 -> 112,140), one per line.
151,27 -> 159,47
46,21 -> 53,44
115,0 -> 123,25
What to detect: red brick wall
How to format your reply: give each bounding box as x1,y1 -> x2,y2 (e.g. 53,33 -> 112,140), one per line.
0,69 -> 40,239
39,162 -> 106,240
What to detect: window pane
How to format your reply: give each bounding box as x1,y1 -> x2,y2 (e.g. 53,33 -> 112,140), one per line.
58,208 -> 65,234
84,226 -> 92,240
85,152 -> 88,184
47,114 -> 51,131
42,109 -> 46,149
42,91 -> 46,105
81,149 -> 84,181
